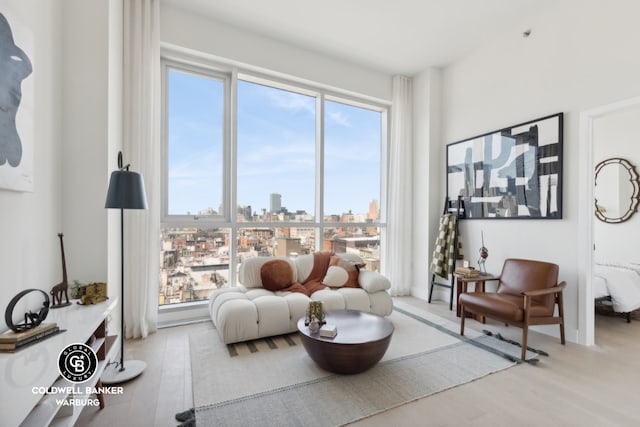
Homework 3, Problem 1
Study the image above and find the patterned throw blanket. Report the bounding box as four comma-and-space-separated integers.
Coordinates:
430, 214, 463, 279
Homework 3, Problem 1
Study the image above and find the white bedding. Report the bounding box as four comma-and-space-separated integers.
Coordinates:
594, 263, 640, 313
593, 275, 609, 299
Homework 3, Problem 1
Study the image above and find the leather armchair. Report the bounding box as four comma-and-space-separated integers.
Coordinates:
459, 258, 566, 360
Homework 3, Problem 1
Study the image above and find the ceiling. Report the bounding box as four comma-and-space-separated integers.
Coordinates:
161, 0, 550, 75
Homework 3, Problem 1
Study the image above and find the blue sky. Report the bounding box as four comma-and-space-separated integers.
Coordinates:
168, 70, 381, 217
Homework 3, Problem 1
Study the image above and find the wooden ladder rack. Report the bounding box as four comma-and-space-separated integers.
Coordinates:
428, 195, 465, 310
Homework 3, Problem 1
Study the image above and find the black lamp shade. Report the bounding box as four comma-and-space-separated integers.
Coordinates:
105, 170, 148, 209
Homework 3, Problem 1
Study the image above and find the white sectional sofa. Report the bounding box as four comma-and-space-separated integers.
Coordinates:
208, 253, 393, 344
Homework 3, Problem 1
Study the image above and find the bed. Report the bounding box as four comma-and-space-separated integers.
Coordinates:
594, 263, 640, 322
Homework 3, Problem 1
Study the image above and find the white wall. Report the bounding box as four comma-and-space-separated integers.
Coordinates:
0, 0, 63, 331
106, 0, 124, 327
412, 68, 442, 299
417, 0, 640, 342
593, 107, 640, 263
61, 0, 122, 331
160, 4, 392, 102
0, 0, 121, 332
61, 0, 111, 285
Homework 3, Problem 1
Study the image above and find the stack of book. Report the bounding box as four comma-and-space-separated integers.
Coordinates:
0, 323, 61, 352
319, 324, 337, 338
455, 267, 480, 276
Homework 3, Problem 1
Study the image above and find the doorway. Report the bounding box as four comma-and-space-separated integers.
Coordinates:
579, 96, 640, 345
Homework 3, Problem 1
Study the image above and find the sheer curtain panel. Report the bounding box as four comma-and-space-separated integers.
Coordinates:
122, 0, 160, 339
386, 75, 413, 296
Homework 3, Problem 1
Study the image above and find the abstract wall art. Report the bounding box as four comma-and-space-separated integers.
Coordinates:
0, 11, 34, 192
447, 113, 563, 219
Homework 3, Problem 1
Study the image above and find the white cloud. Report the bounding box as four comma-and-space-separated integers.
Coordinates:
265, 90, 315, 115
327, 111, 351, 127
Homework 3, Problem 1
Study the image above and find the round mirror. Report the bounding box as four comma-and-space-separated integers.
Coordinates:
594, 158, 640, 223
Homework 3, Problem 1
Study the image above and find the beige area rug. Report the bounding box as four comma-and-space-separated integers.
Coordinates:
190, 303, 529, 426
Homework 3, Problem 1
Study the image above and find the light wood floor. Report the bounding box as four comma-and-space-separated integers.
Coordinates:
77, 297, 640, 427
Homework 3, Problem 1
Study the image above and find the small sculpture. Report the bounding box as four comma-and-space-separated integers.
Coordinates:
50, 233, 72, 308
478, 231, 489, 274
305, 301, 326, 332
77, 282, 108, 305
5, 288, 50, 332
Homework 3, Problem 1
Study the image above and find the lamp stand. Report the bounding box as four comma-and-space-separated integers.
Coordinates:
102, 208, 146, 384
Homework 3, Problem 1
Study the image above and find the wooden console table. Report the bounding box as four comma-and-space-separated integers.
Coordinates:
0, 298, 118, 427
454, 273, 500, 323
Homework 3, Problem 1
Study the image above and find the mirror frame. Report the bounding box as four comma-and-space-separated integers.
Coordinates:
594, 157, 640, 223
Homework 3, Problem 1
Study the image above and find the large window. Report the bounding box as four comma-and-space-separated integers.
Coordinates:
160, 60, 387, 307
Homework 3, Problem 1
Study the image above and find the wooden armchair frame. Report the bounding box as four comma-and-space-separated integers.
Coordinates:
460, 266, 566, 361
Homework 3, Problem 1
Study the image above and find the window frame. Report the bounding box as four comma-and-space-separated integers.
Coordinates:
161, 58, 232, 225
160, 53, 389, 307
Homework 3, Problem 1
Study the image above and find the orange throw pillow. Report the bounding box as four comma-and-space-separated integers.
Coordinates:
260, 259, 294, 291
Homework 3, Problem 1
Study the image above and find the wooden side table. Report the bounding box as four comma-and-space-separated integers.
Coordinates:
454, 273, 500, 323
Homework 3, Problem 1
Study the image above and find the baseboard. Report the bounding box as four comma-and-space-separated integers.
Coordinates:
158, 317, 211, 329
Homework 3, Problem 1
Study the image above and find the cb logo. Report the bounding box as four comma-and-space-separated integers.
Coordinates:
58, 343, 98, 383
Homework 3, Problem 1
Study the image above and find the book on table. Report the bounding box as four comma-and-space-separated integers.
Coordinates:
455, 267, 480, 276
0, 323, 61, 352
319, 324, 337, 338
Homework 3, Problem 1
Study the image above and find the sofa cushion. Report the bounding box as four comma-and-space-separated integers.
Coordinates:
279, 292, 312, 331
294, 253, 315, 283
337, 287, 372, 311
336, 252, 366, 265
359, 270, 391, 292
311, 289, 347, 311
254, 295, 292, 337
215, 298, 259, 344
260, 259, 295, 291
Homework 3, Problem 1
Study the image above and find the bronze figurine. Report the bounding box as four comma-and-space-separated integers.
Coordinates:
50, 233, 71, 308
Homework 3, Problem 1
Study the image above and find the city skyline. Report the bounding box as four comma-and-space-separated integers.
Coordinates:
201, 195, 380, 218
159, 223, 381, 305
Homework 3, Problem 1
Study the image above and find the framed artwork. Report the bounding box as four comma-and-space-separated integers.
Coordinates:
0, 11, 34, 192
447, 113, 563, 219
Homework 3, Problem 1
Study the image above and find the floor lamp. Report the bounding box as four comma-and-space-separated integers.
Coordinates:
102, 151, 148, 384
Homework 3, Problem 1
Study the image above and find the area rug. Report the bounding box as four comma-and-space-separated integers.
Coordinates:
190, 305, 531, 426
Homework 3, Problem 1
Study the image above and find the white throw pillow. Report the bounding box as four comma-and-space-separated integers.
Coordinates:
358, 270, 391, 293
323, 266, 349, 288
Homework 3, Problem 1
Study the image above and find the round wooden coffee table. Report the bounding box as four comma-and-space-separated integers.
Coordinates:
297, 309, 394, 374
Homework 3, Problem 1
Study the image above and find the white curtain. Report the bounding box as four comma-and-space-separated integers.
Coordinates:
122, 0, 160, 339
386, 75, 413, 296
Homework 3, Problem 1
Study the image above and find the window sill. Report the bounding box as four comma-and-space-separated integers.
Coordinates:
158, 300, 210, 328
